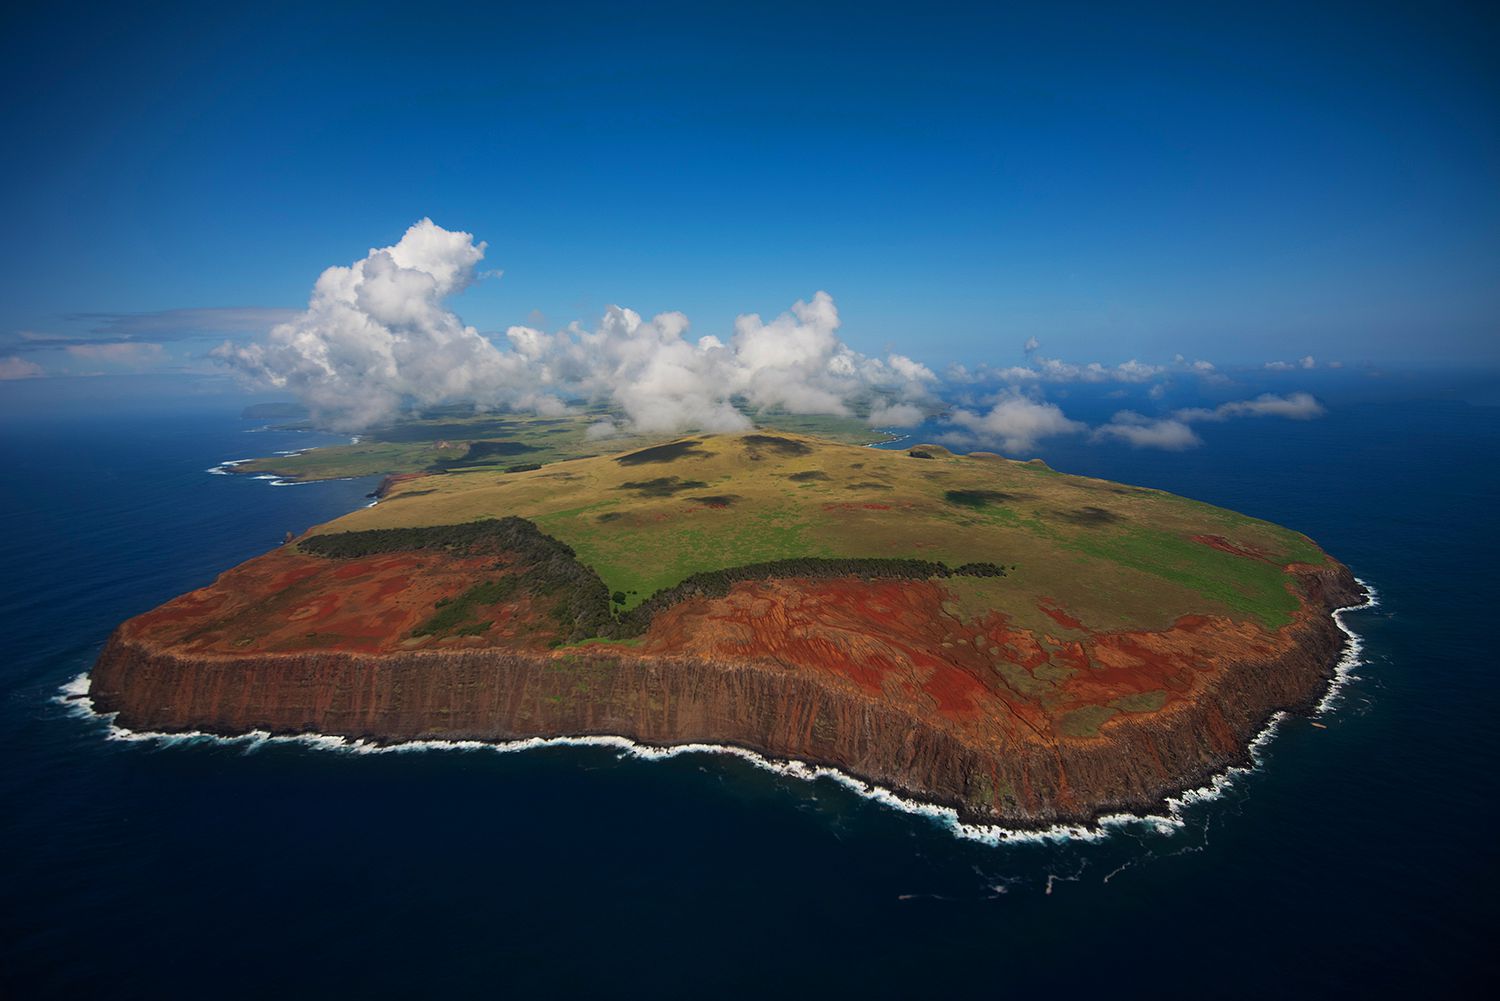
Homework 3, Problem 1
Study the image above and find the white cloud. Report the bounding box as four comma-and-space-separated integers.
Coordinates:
0, 356, 43, 380
1175, 392, 1325, 422
945, 394, 1085, 455
215, 219, 524, 429
585, 419, 622, 441
1023, 336, 1040, 354
944, 356, 1165, 387
1033, 357, 1164, 383
868, 401, 924, 427
1093, 412, 1202, 450
1093, 392, 1325, 450
217, 220, 940, 433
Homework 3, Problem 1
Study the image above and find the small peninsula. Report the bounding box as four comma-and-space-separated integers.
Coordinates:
89, 430, 1363, 827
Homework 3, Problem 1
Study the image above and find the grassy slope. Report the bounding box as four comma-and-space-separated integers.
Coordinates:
237, 412, 894, 481
303, 431, 1329, 633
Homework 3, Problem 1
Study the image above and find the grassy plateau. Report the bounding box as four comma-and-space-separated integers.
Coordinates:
297, 429, 1329, 635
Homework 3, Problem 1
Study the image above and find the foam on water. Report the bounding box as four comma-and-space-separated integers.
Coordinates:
57, 579, 1377, 847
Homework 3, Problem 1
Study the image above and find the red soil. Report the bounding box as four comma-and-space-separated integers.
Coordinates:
634, 575, 1291, 746
1193, 534, 1273, 561
119, 544, 1306, 749
126, 549, 559, 655
1038, 601, 1086, 631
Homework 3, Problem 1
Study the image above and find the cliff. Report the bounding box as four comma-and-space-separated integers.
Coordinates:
89, 430, 1369, 827
88, 559, 1362, 828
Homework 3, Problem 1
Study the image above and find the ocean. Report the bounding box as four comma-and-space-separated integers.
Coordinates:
1, 373, 1496, 998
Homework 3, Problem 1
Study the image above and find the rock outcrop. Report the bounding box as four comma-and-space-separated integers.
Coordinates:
88, 549, 1362, 827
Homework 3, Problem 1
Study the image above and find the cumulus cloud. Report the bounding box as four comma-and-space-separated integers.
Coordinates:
1023, 336, 1040, 354
945, 393, 1085, 455
217, 220, 938, 433
1035, 357, 1164, 383
1095, 391, 1326, 449
1093, 412, 1202, 450
949, 356, 1165, 386
0, 356, 43, 380
215, 219, 526, 428
1174, 391, 1325, 422
868, 401, 924, 427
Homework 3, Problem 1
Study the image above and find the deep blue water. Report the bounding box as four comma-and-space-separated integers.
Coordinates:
2, 383, 1497, 998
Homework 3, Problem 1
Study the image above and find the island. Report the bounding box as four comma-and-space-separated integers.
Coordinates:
87, 429, 1363, 828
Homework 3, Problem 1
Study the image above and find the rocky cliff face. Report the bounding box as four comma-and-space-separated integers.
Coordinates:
88, 562, 1362, 827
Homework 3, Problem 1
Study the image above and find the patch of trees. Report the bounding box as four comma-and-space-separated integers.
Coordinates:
741, 434, 812, 456
617, 476, 708, 497
426, 439, 541, 472
301, 517, 1006, 644
1051, 505, 1122, 525
615, 439, 708, 465
685, 494, 738, 507
608, 557, 1006, 637
300, 518, 557, 558
944, 489, 1023, 509
300, 517, 616, 643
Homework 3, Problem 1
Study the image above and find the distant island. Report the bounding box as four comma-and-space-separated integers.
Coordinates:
88, 427, 1363, 827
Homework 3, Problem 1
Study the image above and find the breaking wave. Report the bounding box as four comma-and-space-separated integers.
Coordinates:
56, 579, 1377, 846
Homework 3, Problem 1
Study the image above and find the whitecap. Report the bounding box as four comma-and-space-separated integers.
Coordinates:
56, 578, 1378, 846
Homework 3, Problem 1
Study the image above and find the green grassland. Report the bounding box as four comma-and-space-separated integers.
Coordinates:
236, 409, 896, 481
300, 430, 1331, 633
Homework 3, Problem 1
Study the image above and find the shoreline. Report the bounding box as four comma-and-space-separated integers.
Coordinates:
59, 578, 1376, 845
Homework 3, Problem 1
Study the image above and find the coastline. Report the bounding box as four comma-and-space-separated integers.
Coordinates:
62, 577, 1375, 844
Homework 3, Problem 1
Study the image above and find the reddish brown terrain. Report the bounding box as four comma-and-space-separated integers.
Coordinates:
88, 538, 1362, 826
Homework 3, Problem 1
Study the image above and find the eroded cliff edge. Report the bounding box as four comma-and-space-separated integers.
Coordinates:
87, 558, 1363, 828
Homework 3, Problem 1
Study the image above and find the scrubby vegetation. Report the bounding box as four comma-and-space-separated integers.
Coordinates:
611, 556, 1005, 636
945, 489, 1022, 508
301, 518, 616, 643
411, 577, 522, 638
299, 518, 559, 559
437, 439, 538, 463
300, 517, 1005, 643
741, 434, 812, 456
615, 440, 709, 465
617, 476, 708, 497
309, 428, 1331, 635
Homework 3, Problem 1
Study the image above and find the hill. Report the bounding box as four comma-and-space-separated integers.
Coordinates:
87, 430, 1362, 828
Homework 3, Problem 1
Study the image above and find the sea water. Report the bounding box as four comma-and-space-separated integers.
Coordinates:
1, 375, 1495, 997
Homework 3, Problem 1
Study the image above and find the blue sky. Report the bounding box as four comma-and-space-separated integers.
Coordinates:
1, 0, 1496, 387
